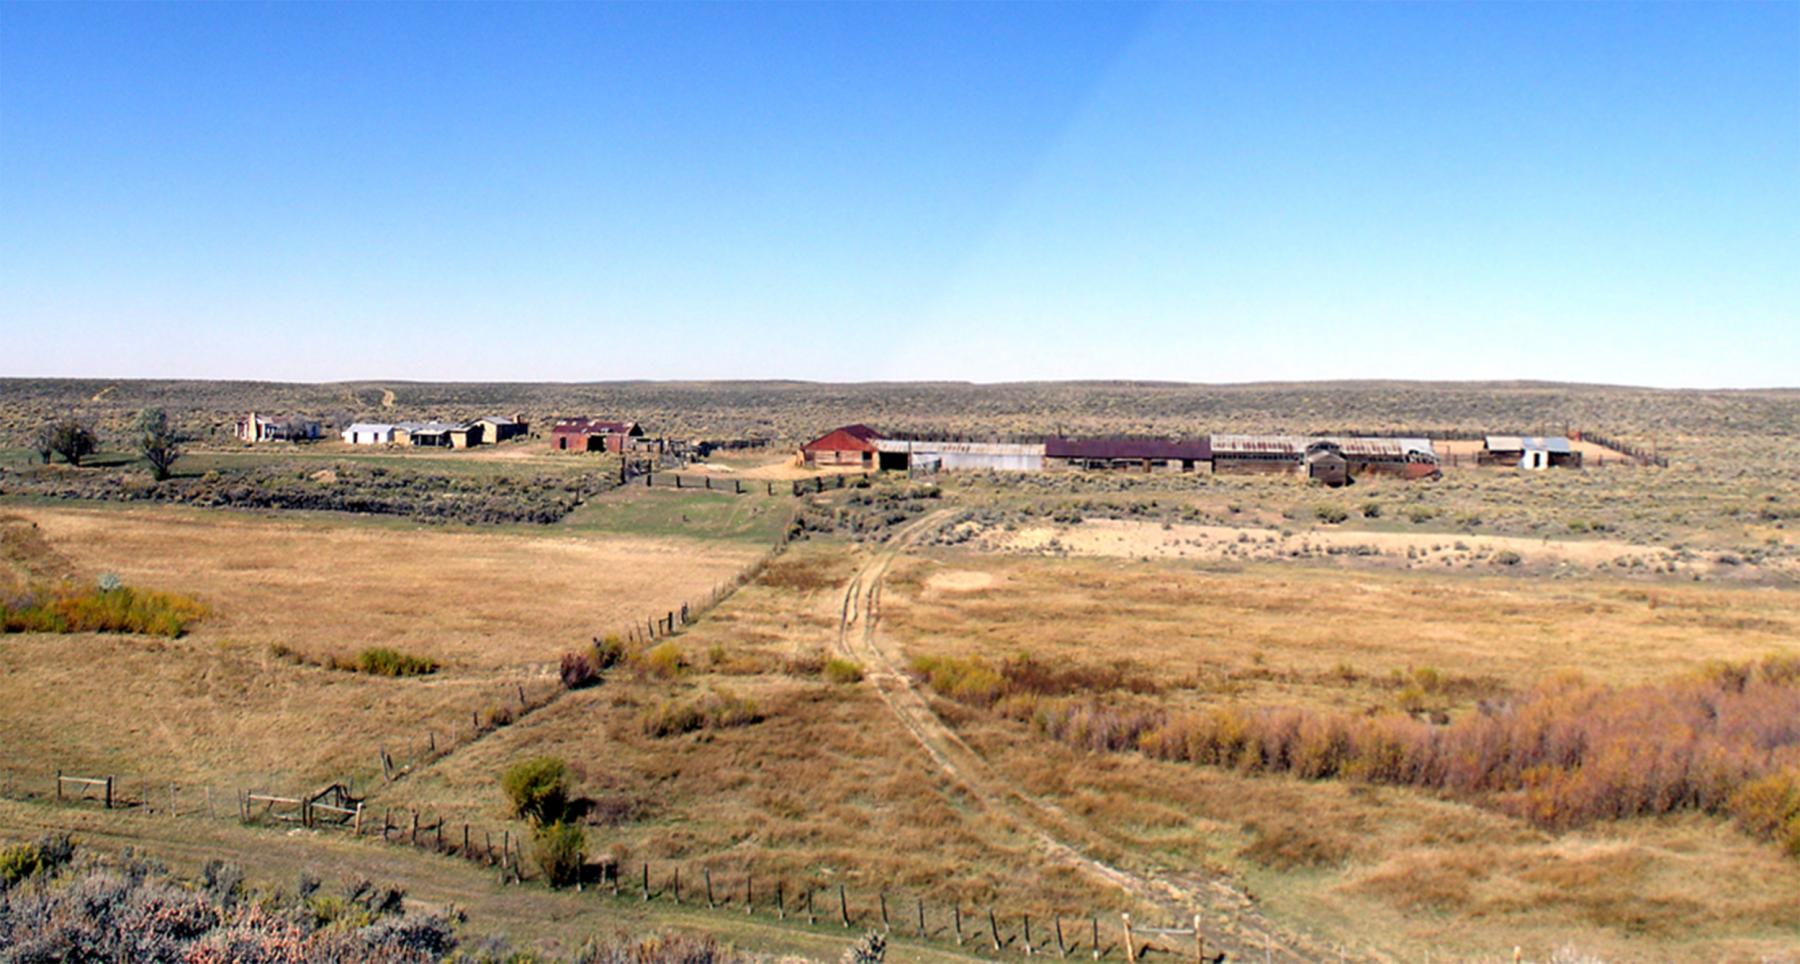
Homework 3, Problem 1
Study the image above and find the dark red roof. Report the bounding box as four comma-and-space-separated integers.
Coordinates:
1045, 437, 1212, 461
803, 425, 883, 452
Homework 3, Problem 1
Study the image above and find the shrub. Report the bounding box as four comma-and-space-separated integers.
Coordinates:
355, 647, 439, 677
1361, 502, 1382, 519
501, 757, 572, 825
0, 834, 73, 885
640, 690, 763, 738
640, 642, 686, 678
592, 635, 628, 669
1314, 505, 1350, 525
532, 821, 588, 888
1493, 550, 1522, 566
824, 658, 864, 684
561, 651, 600, 690
0, 581, 207, 637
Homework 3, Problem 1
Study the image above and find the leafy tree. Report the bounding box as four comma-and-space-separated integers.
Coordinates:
30, 423, 55, 465
500, 756, 572, 825
135, 408, 182, 481
48, 418, 97, 467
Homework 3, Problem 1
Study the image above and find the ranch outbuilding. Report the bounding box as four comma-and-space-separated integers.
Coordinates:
552, 418, 644, 453
1043, 437, 1211, 472
801, 425, 883, 468
1481, 435, 1581, 469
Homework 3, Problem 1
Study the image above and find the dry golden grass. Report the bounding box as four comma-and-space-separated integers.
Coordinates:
881, 552, 1800, 714
375, 542, 1122, 916
8, 504, 761, 670
870, 549, 1800, 959
0, 503, 764, 791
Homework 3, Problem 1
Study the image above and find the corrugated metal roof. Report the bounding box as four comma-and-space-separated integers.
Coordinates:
1486, 435, 1571, 454
875, 440, 1044, 456
1211, 435, 1305, 457
553, 418, 640, 435
1044, 437, 1211, 460
343, 423, 394, 433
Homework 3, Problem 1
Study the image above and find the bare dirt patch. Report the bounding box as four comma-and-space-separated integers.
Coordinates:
922, 569, 997, 593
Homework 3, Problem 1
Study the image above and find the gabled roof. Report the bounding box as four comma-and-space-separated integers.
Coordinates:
343, 423, 394, 433
803, 425, 883, 450
476, 416, 517, 426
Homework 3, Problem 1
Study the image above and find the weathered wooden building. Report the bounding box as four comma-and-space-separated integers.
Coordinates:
1043, 437, 1211, 472
551, 418, 644, 453
235, 412, 321, 443
476, 415, 529, 443
1212, 435, 1437, 486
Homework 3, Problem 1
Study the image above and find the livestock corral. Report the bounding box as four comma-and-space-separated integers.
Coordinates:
1, 379, 1798, 962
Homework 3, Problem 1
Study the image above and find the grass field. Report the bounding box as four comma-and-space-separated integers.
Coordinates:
0, 503, 763, 790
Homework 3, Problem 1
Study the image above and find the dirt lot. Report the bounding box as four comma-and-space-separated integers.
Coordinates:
960, 516, 1792, 579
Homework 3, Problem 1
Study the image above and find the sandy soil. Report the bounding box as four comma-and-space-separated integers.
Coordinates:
962, 517, 1785, 577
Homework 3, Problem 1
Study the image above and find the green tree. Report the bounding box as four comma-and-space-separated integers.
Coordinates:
48, 419, 97, 467
135, 408, 182, 481
30, 423, 55, 465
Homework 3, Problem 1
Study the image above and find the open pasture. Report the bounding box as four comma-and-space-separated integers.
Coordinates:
872, 548, 1800, 958
881, 551, 1800, 713
0, 503, 764, 791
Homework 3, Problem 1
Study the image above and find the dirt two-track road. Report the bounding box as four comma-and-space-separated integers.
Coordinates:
835, 511, 1343, 963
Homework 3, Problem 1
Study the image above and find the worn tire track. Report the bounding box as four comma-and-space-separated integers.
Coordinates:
836, 511, 1336, 962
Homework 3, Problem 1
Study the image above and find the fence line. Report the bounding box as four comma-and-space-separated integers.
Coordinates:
9, 766, 1272, 960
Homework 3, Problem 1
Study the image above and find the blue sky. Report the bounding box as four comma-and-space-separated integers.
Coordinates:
2, 2, 1795, 387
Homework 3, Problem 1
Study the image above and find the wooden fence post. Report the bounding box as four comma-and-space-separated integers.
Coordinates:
1056, 916, 1067, 958
955, 906, 963, 945
675, 866, 683, 905
55, 769, 62, 802
917, 896, 926, 939
879, 891, 890, 931
1193, 914, 1204, 964
353, 803, 364, 835
839, 883, 850, 928
806, 887, 816, 925
776, 880, 785, 919
990, 908, 1002, 952
1122, 914, 1135, 964
1025, 915, 1035, 956
105, 776, 114, 809
745, 873, 753, 915
642, 863, 651, 902
1091, 915, 1100, 960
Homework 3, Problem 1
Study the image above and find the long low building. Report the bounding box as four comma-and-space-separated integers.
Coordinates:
1044, 436, 1212, 472
1481, 435, 1581, 469
797, 425, 1439, 484
875, 439, 1044, 472
1211, 435, 1439, 485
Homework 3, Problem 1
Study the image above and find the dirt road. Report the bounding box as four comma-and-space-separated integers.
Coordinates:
835, 512, 1336, 962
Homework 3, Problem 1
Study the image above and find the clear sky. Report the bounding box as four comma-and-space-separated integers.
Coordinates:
2, 2, 1796, 387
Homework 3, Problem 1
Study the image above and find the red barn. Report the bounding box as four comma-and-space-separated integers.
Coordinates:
800, 424, 882, 468
550, 418, 643, 453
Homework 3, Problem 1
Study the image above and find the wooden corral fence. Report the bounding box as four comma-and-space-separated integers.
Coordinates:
635, 471, 872, 496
